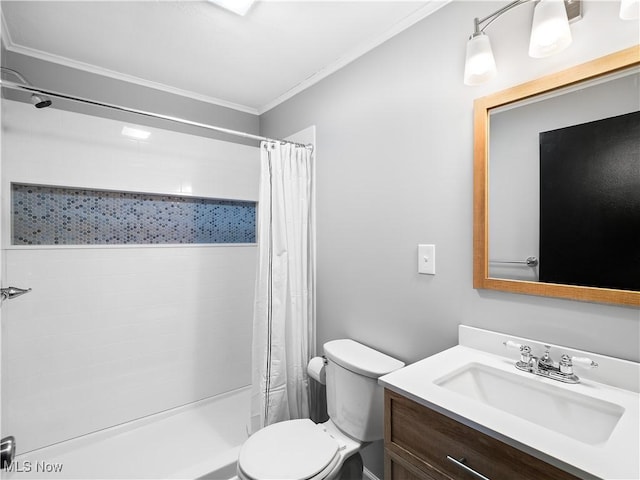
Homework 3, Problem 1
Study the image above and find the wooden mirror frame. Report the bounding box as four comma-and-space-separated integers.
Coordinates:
473, 46, 640, 307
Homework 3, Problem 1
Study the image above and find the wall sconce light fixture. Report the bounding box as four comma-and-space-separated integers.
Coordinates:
464, 0, 637, 86
464, 0, 580, 85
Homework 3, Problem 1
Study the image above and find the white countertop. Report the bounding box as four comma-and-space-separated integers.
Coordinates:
379, 327, 640, 480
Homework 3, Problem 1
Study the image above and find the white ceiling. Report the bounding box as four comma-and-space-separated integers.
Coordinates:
1, 1, 448, 115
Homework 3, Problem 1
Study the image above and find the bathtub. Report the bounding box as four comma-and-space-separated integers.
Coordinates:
2, 386, 250, 480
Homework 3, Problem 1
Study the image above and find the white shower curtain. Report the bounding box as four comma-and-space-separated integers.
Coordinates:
250, 140, 315, 433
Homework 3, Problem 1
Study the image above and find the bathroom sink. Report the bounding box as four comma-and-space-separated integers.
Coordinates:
379, 329, 640, 480
434, 362, 624, 445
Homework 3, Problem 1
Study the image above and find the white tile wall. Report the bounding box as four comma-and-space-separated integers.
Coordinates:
1, 100, 259, 453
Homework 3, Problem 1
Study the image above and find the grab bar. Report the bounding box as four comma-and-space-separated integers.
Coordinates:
489, 256, 538, 267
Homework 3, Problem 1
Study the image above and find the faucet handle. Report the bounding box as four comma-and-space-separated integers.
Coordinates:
571, 356, 598, 369
504, 341, 533, 367
503, 340, 523, 351
559, 354, 598, 376
559, 354, 574, 375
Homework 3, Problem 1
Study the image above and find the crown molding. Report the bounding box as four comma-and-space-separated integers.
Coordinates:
1, 13, 259, 115
257, 0, 451, 114
5, 43, 260, 115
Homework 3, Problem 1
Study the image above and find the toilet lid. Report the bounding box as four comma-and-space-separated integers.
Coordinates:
238, 419, 340, 480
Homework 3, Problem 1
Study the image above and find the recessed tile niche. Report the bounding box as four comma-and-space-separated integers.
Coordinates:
12, 184, 256, 245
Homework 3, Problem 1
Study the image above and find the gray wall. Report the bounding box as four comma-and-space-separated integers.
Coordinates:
260, 2, 639, 476
1, 47, 259, 145
3, 2, 638, 477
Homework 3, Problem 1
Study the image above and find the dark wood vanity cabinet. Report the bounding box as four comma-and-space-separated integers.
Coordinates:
384, 389, 581, 480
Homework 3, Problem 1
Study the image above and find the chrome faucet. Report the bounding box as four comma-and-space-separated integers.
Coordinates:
537, 345, 555, 370
504, 341, 598, 384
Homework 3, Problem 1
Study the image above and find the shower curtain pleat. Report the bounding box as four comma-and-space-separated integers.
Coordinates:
250, 141, 314, 433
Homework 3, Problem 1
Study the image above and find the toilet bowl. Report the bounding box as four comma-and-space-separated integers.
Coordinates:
237, 339, 404, 480
237, 419, 360, 480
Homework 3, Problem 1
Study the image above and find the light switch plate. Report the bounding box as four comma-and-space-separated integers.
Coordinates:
418, 244, 436, 275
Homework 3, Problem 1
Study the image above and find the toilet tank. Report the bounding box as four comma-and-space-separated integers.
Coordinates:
323, 339, 404, 442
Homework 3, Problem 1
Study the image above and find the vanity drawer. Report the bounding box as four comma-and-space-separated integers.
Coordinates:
384, 389, 580, 480
386, 451, 441, 480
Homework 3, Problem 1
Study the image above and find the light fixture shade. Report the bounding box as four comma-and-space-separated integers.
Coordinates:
529, 0, 572, 58
464, 33, 497, 86
620, 0, 640, 19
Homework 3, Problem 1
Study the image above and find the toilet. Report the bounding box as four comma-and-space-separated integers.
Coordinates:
237, 339, 405, 480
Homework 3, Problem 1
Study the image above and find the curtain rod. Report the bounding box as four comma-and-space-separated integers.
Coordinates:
0, 79, 313, 149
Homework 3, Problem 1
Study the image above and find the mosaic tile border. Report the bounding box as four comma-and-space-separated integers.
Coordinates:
12, 184, 256, 245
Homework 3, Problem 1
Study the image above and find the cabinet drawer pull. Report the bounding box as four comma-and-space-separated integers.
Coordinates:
446, 456, 491, 480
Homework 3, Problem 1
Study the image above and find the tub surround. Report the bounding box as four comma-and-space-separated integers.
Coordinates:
1, 100, 258, 453
379, 325, 640, 480
3, 386, 250, 479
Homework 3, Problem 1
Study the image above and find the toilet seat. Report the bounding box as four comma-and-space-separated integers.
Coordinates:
238, 419, 342, 480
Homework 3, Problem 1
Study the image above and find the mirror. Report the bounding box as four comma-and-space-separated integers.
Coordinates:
474, 46, 640, 306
